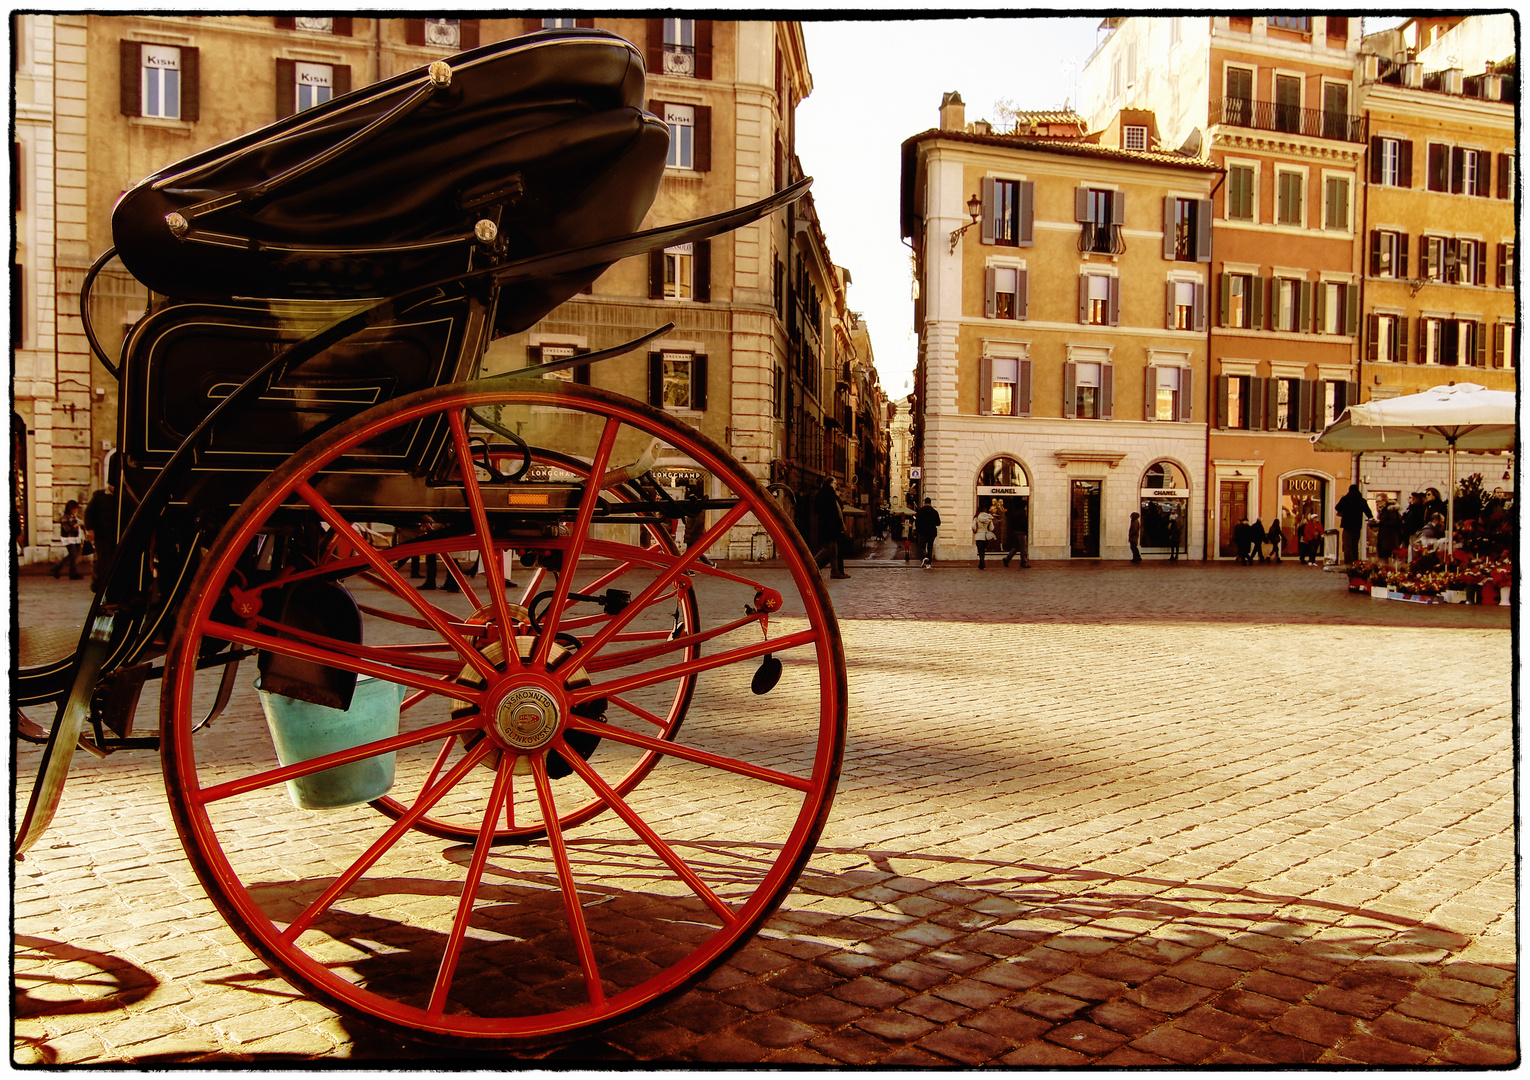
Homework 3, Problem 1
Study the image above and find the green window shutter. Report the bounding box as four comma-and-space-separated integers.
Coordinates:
1196, 199, 1212, 261
980, 176, 996, 245
1163, 197, 1177, 259
1345, 284, 1359, 337
1018, 181, 1035, 246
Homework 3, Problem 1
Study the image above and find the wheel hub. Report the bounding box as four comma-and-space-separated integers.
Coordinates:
494, 686, 560, 750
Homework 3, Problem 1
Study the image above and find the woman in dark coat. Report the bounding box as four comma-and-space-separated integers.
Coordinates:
1374, 496, 1404, 563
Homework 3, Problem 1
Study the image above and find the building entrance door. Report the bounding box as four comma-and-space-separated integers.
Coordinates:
1219, 480, 1249, 557
1070, 479, 1101, 558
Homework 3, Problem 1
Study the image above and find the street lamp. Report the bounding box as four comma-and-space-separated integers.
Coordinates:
948, 193, 982, 253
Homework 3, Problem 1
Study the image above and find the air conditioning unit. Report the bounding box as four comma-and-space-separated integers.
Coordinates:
1401, 62, 1422, 88
1440, 68, 1464, 94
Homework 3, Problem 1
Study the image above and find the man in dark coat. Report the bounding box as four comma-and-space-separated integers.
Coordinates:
1374, 494, 1405, 563
914, 497, 941, 568
814, 478, 849, 579
1335, 484, 1374, 565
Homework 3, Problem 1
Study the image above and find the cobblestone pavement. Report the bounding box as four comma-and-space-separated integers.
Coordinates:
12, 560, 1515, 1065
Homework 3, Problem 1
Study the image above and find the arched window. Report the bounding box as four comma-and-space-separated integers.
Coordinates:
975, 457, 1031, 558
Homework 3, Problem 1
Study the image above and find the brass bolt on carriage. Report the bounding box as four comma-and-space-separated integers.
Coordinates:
14, 30, 845, 1048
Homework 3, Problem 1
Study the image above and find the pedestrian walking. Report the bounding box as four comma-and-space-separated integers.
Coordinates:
814, 478, 849, 579
1166, 511, 1182, 562
50, 500, 84, 580
1250, 517, 1268, 563
1128, 512, 1142, 563
1298, 513, 1323, 564
972, 503, 995, 569
83, 462, 119, 593
1002, 499, 1030, 568
1265, 517, 1286, 564
915, 497, 940, 568
1335, 484, 1374, 565
1375, 495, 1404, 564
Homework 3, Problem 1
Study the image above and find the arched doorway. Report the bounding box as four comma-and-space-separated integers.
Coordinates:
1281, 473, 1329, 559
1139, 460, 1189, 559
976, 457, 1030, 564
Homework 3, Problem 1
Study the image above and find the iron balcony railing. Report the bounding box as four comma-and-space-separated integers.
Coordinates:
1210, 97, 1365, 143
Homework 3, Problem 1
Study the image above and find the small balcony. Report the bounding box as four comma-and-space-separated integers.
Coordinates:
1210, 97, 1365, 143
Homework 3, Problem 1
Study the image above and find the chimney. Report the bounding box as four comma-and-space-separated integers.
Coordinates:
939, 91, 965, 131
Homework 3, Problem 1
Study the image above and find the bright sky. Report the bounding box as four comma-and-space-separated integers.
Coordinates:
793, 14, 1409, 401
794, 16, 1103, 400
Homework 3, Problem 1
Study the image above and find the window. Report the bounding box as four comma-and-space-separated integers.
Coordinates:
663, 18, 696, 76
1498, 153, 1516, 199
1065, 360, 1113, 420
537, 344, 574, 382
1221, 272, 1262, 328
982, 177, 1034, 247
1274, 74, 1302, 133
1370, 230, 1407, 278
141, 44, 181, 119
295, 62, 333, 112
985, 265, 1027, 319
1420, 235, 1447, 281
1415, 317, 1479, 365
405, 18, 479, 49
649, 240, 710, 301
980, 356, 1031, 416
1419, 316, 1443, 364
1165, 197, 1212, 261
1225, 66, 1254, 125
1219, 374, 1264, 429
1079, 274, 1120, 325
1456, 149, 1482, 195
1497, 243, 1515, 288
1493, 322, 1516, 368
1315, 281, 1358, 336
1368, 313, 1407, 363
1167, 279, 1206, 331
1426, 142, 1450, 192
663, 103, 695, 168
542, 18, 580, 29
1321, 82, 1351, 140
649, 350, 707, 411
1270, 377, 1301, 430
1271, 276, 1309, 332
1075, 187, 1124, 254
1123, 125, 1148, 151
1268, 16, 1311, 32
1226, 164, 1255, 221
1322, 380, 1348, 426
1323, 176, 1350, 231
1275, 169, 1304, 226
1454, 239, 1481, 286
1372, 136, 1412, 187
1147, 365, 1192, 422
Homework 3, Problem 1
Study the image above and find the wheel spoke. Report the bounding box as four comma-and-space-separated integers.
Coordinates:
582, 612, 764, 674
428, 753, 518, 1016
561, 736, 738, 925
532, 417, 621, 667
576, 627, 818, 704
530, 753, 605, 1007
295, 480, 498, 682
448, 409, 521, 665
566, 714, 813, 793
248, 616, 466, 676
281, 739, 496, 944
606, 693, 674, 731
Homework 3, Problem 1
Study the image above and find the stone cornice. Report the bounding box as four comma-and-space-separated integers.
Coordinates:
1211, 127, 1365, 163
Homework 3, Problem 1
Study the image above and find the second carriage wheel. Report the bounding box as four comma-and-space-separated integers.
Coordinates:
159, 380, 846, 1047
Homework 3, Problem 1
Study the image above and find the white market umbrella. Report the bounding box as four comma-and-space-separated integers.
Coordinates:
1313, 382, 1517, 555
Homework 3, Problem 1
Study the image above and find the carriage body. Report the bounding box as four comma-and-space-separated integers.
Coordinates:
17, 29, 844, 1050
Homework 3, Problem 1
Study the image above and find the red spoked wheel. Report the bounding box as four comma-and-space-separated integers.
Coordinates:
160, 380, 845, 1047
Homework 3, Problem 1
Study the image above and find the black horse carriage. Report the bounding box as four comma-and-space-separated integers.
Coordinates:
15, 29, 845, 1047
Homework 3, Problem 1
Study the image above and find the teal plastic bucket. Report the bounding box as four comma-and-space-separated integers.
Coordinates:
257, 676, 405, 809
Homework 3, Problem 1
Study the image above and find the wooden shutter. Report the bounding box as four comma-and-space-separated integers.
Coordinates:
1345, 380, 1360, 412
1369, 230, 1382, 276
1395, 315, 1409, 363
1250, 275, 1265, 329
1369, 136, 1384, 183
180, 46, 200, 121
1399, 139, 1413, 187
1193, 283, 1207, 332
1100, 364, 1115, 420
984, 267, 996, 318
1063, 362, 1077, 418
1476, 153, 1492, 197
1015, 269, 1029, 320
648, 353, 664, 406
275, 59, 296, 119
645, 18, 663, 74
1247, 377, 1266, 430
1498, 154, 1512, 198
1451, 147, 1466, 193
1215, 375, 1229, 428
1163, 197, 1177, 259
405, 19, 425, 46
1312, 281, 1326, 334
1265, 377, 1281, 427
980, 176, 996, 245
1366, 314, 1380, 361
1474, 323, 1487, 368
1144, 365, 1158, 420
979, 355, 993, 414
692, 354, 708, 410
1196, 199, 1212, 262
1077, 275, 1089, 324
527, 346, 542, 368
120, 40, 141, 116
1178, 369, 1193, 422
1018, 181, 1035, 246
1165, 281, 1176, 329
1398, 233, 1409, 275
1109, 192, 1125, 225
333, 65, 351, 97
1075, 186, 1091, 223
1018, 359, 1032, 417
1344, 286, 1359, 338
694, 20, 712, 79
694, 239, 711, 302
1493, 323, 1506, 367
1107, 277, 1121, 326
460, 20, 480, 49
693, 105, 711, 172
1297, 280, 1312, 333
1218, 273, 1231, 327
649, 249, 665, 298
333, 17, 353, 36
1475, 243, 1486, 287
275, 16, 295, 30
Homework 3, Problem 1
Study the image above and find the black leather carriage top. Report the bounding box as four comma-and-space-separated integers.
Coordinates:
111, 29, 669, 337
